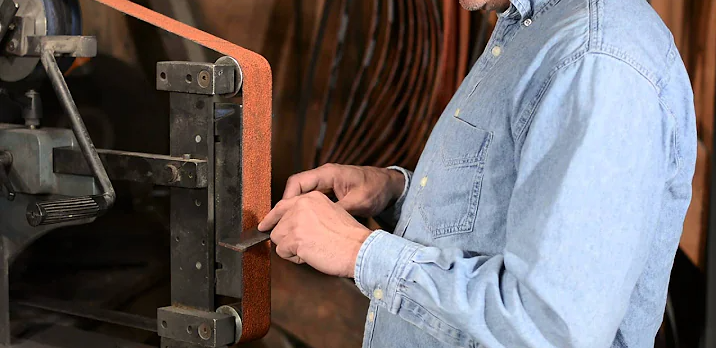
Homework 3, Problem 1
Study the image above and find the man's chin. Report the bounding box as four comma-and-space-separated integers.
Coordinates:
459, 0, 485, 11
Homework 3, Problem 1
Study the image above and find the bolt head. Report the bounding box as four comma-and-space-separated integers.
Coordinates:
7, 39, 17, 52
198, 323, 211, 340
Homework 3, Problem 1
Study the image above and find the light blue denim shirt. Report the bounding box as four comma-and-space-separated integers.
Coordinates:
353, 0, 697, 347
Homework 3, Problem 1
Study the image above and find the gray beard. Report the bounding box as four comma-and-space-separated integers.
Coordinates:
458, 0, 486, 11
459, 0, 510, 11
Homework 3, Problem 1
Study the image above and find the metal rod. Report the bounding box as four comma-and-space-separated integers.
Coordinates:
15, 298, 157, 333
40, 48, 115, 206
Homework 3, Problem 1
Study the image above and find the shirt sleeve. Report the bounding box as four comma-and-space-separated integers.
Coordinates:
373, 166, 412, 230
354, 54, 678, 347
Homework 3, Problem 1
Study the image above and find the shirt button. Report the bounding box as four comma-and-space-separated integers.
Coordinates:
523, 18, 533, 27
420, 176, 428, 187
368, 311, 375, 322
373, 288, 384, 300
454, 108, 460, 117
491, 46, 502, 57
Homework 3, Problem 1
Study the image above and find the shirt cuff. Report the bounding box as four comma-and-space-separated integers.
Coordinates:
374, 166, 412, 229
354, 230, 421, 313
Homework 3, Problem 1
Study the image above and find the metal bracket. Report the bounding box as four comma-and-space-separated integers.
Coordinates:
53, 147, 209, 189
157, 307, 235, 347
6, 35, 97, 57
156, 61, 237, 95
0, 0, 18, 42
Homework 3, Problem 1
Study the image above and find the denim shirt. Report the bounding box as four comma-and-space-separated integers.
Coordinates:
353, 0, 697, 347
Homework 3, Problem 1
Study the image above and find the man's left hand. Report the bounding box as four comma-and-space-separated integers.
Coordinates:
258, 191, 372, 278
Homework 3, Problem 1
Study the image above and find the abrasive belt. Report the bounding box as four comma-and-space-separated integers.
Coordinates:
90, 0, 272, 342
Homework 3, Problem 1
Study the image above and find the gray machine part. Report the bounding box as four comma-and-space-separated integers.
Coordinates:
0, 124, 96, 196
0, 0, 46, 82
0, 124, 97, 259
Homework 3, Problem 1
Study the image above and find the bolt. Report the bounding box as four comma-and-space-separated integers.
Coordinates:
198, 70, 210, 88
8, 23, 15, 31
182, 154, 191, 160
198, 323, 211, 340
164, 164, 179, 183
195, 135, 202, 143
7, 39, 17, 52
196, 261, 202, 270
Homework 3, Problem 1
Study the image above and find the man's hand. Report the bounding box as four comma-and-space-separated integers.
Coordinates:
258, 191, 372, 277
282, 164, 405, 217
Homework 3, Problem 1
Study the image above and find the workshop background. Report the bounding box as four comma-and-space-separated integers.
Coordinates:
14, 0, 715, 347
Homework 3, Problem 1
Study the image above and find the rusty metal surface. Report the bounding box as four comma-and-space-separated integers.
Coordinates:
157, 306, 234, 347
53, 147, 208, 188
218, 228, 270, 253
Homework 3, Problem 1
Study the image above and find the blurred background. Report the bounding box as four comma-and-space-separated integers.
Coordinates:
6, 0, 715, 347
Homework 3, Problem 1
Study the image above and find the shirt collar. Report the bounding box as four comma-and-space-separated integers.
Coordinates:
508, 0, 552, 19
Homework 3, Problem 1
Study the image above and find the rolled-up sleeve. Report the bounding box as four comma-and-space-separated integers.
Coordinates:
354, 54, 678, 347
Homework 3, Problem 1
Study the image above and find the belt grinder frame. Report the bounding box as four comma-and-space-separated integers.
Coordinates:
0, 0, 273, 346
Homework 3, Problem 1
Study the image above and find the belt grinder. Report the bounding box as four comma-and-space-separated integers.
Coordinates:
0, 0, 272, 346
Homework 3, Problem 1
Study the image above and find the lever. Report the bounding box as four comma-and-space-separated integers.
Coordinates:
26, 41, 114, 227
0, 151, 15, 201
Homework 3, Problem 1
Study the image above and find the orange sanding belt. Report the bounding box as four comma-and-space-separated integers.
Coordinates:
91, 0, 272, 342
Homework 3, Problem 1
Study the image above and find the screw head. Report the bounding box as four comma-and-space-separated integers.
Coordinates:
198, 70, 210, 88
198, 323, 211, 340
7, 39, 17, 52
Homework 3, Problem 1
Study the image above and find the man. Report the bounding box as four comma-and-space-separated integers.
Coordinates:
258, 0, 696, 346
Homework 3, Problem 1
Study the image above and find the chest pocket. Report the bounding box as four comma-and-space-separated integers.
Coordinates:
418, 117, 493, 238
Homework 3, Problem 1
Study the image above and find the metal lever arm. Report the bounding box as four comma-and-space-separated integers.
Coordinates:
26, 46, 115, 227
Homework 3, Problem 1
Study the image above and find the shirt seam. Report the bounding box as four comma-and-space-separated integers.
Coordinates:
514, 49, 587, 142
588, 46, 682, 181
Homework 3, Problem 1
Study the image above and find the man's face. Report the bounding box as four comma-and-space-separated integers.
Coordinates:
459, 0, 511, 11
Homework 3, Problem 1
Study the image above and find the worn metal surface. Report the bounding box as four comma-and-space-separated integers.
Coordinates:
0, 125, 96, 196
90, 1, 272, 340
157, 307, 234, 347
213, 102, 244, 298
213, 56, 242, 98
15, 298, 157, 332
53, 147, 208, 188
12, 35, 97, 57
156, 61, 235, 95
215, 304, 242, 344
218, 228, 270, 253
168, 89, 215, 311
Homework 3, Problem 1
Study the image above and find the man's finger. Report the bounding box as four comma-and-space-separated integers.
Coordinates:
274, 242, 295, 260
283, 165, 338, 199
258, 197, 298, 231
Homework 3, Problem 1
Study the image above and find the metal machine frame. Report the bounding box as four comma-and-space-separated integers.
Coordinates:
0, 0, 273, 345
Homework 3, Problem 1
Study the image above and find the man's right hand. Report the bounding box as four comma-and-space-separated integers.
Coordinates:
282, 164, 406, 218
